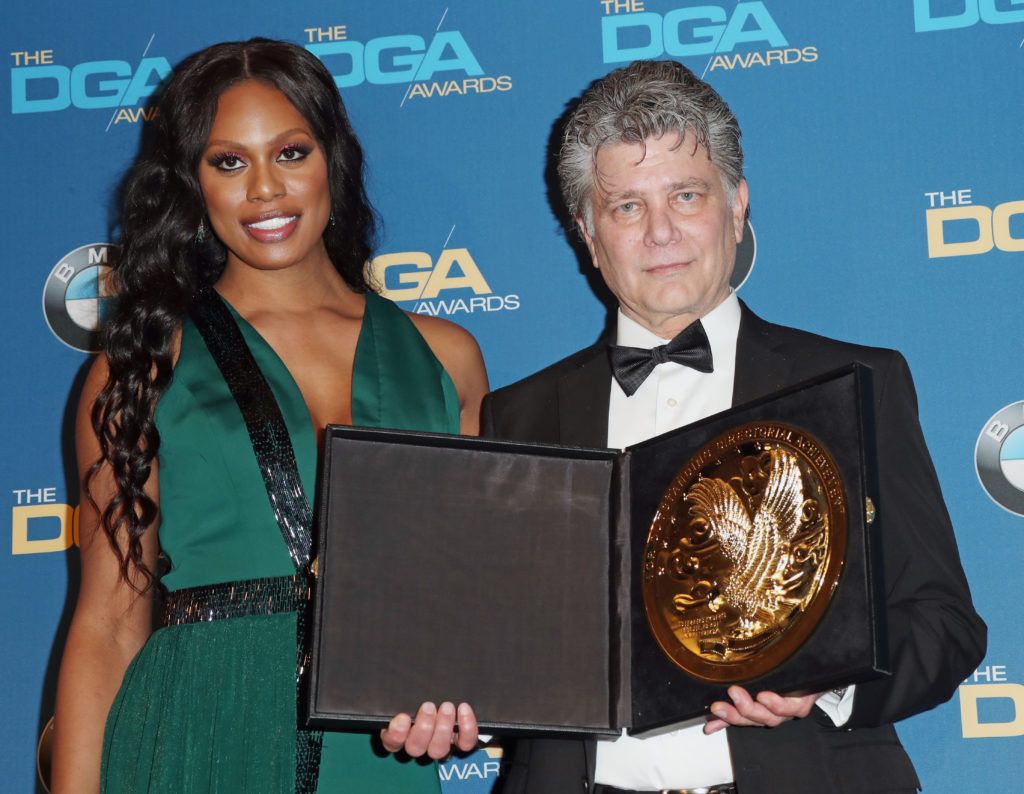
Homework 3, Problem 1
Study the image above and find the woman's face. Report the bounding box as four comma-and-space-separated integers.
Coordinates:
198, 79, 332, 275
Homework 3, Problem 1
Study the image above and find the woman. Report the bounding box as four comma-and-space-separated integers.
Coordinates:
51, 39, 486, 793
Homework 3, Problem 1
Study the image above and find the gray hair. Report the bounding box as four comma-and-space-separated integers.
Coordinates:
558, 60, 744, 232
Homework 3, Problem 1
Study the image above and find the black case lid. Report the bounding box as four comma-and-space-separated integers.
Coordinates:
306, 364, 887, 737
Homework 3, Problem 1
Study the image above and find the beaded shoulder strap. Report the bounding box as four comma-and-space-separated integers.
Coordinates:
189, 289, 315, 571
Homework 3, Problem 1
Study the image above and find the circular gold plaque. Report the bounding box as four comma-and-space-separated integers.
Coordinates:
643, 422, 847, 683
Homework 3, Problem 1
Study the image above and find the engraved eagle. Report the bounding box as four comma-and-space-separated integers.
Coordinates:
686, 447, 806, 636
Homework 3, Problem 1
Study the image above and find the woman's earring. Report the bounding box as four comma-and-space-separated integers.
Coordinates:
196, 219, 207, 243
328, 211, 336, 227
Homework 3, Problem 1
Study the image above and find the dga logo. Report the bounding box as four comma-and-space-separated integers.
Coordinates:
11, 486, 78, 555
303, 21, 512, 101
975, 401, 1024, 516
732, 219, 757, 290
43, 244, 118, 352
914, 0, 1024, 32
438, 744, 503, 787
10, 47, 168, 118
370, 246, 519, 316
960, 665, 1024, 738
599, 1, 818, 71
925, 189, 1024, 258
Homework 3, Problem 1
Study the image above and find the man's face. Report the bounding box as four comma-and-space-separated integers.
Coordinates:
580, 132, 748, 337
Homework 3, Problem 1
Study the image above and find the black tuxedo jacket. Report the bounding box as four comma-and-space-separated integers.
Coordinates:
482, 302, 985, 794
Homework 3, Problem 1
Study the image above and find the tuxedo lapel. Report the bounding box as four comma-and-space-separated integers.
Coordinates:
557, 342, 612, 448
732, 300, 796, 406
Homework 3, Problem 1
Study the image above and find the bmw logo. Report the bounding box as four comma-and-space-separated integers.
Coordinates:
730, 219, 756, 291
975, 401, 1024, 516
42, 243, 118, 352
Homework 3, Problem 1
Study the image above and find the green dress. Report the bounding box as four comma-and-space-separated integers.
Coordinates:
101, 292, 460, 793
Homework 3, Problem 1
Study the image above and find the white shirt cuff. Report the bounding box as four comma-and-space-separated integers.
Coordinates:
815, 683, 856, 726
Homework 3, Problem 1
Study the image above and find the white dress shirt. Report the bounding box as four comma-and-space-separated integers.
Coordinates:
596, 293, 853, 790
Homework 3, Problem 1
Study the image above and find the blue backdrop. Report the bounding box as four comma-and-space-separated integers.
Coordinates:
3, 2, 1022, 791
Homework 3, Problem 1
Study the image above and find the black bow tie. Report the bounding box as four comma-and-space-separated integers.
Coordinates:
608, 320, 714, 397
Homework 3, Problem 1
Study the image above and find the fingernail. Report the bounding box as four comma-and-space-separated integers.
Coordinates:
394, 714, 410, 729
712, 706, 726, 718
421, 702, 436, 715
440, 701, 455, 716
457, 703, 471, 718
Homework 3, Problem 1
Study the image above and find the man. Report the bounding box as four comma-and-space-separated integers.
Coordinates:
482, 60, 985, 794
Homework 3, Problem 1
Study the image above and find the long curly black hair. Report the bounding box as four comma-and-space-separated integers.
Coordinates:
88, 38, 377, 590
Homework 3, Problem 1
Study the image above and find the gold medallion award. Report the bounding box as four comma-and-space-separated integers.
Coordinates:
643, 422, 847, 682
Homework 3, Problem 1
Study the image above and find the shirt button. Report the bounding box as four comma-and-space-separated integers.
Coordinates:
667, 398, 678, 407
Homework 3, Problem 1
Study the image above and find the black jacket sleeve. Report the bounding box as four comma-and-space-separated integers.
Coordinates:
846, 352, 986, 727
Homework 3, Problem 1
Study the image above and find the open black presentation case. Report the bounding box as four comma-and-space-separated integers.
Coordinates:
306, 364, 888, 737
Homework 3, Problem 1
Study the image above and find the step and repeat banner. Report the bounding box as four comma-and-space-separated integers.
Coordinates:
3, 2, 1022, 792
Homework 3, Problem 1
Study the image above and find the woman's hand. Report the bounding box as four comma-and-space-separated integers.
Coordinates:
380, 701, 478, 759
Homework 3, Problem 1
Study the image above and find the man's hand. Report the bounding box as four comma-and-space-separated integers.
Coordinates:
703, 685, 819, 734
380, 701, 478, 759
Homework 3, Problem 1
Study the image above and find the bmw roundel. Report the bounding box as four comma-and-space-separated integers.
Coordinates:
976, 401, 1024, 516
730, 219, 757, 291
42, 243, 118, 352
